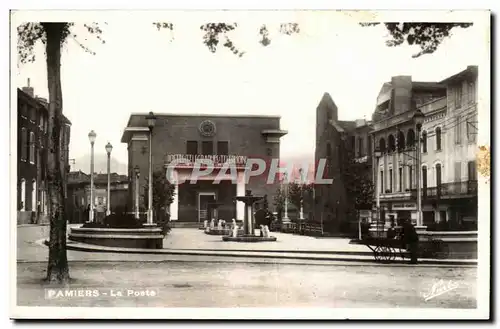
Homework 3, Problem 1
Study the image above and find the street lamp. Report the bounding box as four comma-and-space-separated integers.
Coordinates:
282, 171, 289, 222
87, 130, 96, 223
134, 165, 140, 220
299, 168, 305, 220
412, 109, 425, 227
145, 111, 157, 226
374, 146, 382, 237
105, 142, 113, 216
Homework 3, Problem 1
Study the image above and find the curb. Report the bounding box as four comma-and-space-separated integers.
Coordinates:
62, 241, 477, 266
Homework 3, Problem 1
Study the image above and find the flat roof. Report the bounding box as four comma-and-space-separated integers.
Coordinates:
128, 112, 282, 119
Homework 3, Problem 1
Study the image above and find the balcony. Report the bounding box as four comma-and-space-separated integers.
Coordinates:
379, 190, 413, 201
413, 181, 478, 199
165, 154, 248, 169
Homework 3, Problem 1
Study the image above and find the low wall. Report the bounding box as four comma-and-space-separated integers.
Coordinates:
68, 227, 164, 249
418, 231, 477, 259
204, 228, 245, 236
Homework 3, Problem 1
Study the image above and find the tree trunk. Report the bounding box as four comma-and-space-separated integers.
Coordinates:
43, 23, 70, 283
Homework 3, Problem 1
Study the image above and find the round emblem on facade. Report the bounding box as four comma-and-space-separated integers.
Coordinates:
199, 120, 216, 137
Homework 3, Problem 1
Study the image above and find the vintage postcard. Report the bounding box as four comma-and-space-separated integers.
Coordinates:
9, 9, 491, 320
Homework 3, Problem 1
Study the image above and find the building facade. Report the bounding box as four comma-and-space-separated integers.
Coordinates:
67, 171, 129, 223
121, 113, 287, 223
370, 66, 478, 229
314, 93, 375, 232
17, 81, 71, 225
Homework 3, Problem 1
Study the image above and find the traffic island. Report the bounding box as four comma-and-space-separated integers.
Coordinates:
68, 226, 164, 249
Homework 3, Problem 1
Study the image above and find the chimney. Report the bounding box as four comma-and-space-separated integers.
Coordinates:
22, 78, 34, 98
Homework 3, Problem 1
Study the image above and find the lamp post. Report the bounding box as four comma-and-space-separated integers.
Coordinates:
282, 171, 289, 222
412, 109, 425, 227
299, 168, 304, 220
87, 130, 96, 223
134, 165, 140, 220
374, 147, 382, 236
145, 111, 157, 226
105, 142, 113, 216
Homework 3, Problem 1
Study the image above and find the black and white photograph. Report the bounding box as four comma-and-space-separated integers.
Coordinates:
8, 8, 491, 320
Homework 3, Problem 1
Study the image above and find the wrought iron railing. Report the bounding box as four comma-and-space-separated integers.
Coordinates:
410, 180, 477, 199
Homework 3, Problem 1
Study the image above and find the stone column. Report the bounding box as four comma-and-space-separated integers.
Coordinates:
236, 171, 245, 221
170, 169, 179, 221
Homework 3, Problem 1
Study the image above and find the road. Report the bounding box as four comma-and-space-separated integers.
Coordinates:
17, 260, 476, 308
15, 225, 477, 308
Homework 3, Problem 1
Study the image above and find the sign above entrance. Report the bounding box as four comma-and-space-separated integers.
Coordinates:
166, 154, 248, 168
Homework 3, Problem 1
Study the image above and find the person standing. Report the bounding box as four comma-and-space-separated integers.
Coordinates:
402, 218, 419, 264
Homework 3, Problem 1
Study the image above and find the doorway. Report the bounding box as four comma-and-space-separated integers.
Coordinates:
198, 192, 216, 223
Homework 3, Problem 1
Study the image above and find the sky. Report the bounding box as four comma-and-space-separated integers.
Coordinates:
14, 11, 487, 174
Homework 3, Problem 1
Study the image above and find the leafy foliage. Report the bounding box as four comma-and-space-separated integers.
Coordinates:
287, 182, 314, 211
342, 147, 374, 211
17, 22, 106, 64
361, 22, 472, 58
273, 187, 286, 220
143, 169, 176, 218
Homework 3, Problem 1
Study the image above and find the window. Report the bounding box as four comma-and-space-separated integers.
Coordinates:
397, 131, 405, 152
454, 162, 461, 182
29, 106, 36, 122
326, 142, 331, 158
367, 136, 372, 156
20, 128, 27, 161
217, 141, 229, 156
326, 110, 331, 123
421, 131, 427, 153
455, 116, 462, 144
186, 141, 198, 155
358, 137, 363, 157
20, 104, 28, 118
467, 114, 477, 143
350, 136, 355, 151
408, 166, 413, 190
388, 135, 396, 153
435, 127, 442, 151
20, 179, 26, 211
380, 171, 384, 193
422, 166, 428, 190
389, 169, 393, 192
31, 180, 37, 211
468, 161, 477, 181
379, 138, 386, 153
407, 129, 416, 148
468, 81, 475, 103
436, 164, 442, 187
455, 85, 462, 109
201, 141, 213, 155
29, 132, 35, 164
398, 167, 403, 192
39, 115, 44, 130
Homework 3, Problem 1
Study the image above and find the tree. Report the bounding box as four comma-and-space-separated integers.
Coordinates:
143, 170, 176, 223
17, 19, 470, 283
273, 187, 286, 221
18, 22, 105, 283
287, 182, 314, 217
341, 145, 374, 217
360, 22, 472, 58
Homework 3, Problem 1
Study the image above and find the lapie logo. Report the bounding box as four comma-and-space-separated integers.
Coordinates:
422, 279, 460, 301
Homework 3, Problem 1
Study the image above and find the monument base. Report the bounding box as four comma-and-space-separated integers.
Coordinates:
222, 235, 277, 242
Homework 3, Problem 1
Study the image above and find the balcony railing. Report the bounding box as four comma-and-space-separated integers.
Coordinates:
165, 154, 248, 168
412, 180, 477, 199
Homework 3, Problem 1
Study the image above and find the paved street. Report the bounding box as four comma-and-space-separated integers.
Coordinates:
15, 225, 478, 309
17, 260, 477, 308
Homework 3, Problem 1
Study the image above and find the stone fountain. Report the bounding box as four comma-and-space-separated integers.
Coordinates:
222, 189, 277, 242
